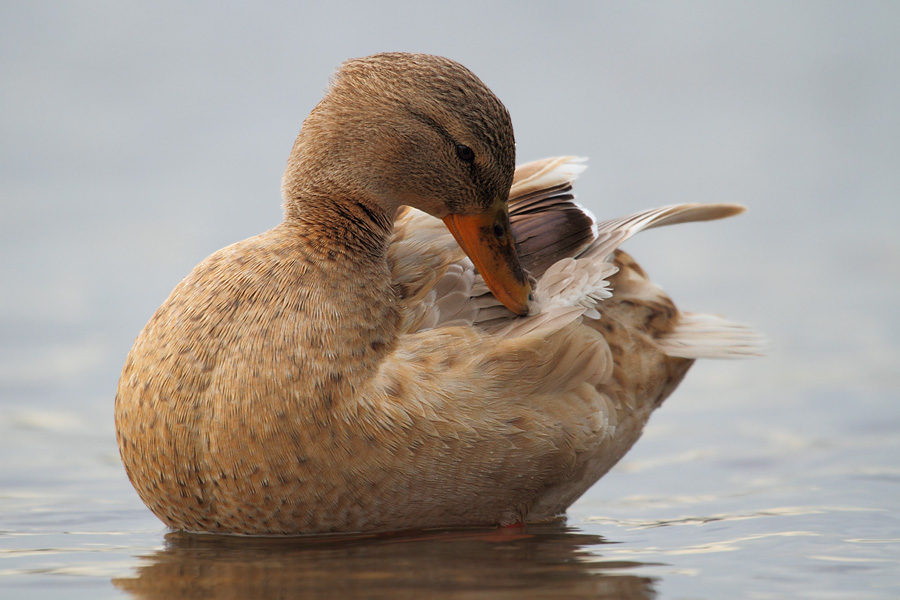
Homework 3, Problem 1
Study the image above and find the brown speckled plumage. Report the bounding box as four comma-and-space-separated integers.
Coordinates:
115, 53, 761, 535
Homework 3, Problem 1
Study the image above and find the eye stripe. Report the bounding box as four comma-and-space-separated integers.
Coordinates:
401, 105, 454, 145
400, 104, 479, 164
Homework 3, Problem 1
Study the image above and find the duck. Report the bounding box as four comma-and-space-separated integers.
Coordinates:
115, 52, 761, 536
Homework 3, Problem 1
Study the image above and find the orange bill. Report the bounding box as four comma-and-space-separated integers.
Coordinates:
442, 197, 533, 316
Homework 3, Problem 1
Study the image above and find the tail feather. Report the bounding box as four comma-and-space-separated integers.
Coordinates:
653, 312, 767, 359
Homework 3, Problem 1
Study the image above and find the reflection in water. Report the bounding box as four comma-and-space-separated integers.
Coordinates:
113, 521, 657, 599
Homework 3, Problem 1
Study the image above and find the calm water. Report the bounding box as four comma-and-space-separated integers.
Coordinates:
2, 3, 899, 599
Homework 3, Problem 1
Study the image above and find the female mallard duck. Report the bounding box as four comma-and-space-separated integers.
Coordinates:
116, 52, 760, 535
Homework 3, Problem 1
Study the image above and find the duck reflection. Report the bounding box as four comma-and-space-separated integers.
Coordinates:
113, 521, 657, 599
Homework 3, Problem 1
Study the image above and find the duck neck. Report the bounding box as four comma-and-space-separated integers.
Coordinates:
285, 189, 394, 250
281, 193, 401, 401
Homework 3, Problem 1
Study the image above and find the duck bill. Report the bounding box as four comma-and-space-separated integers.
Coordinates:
442, 198, 532, 316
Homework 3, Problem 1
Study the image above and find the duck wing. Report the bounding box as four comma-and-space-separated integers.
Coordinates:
389, 156, 762, 357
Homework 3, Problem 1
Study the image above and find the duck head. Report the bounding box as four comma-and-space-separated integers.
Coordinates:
282, 52, 532, 315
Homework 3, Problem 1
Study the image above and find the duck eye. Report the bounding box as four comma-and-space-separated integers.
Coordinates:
492, 223, 505, 239
456, 144, 475, 162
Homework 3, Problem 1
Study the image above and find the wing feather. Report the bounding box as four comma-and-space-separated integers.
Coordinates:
389, 157, 760, 361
